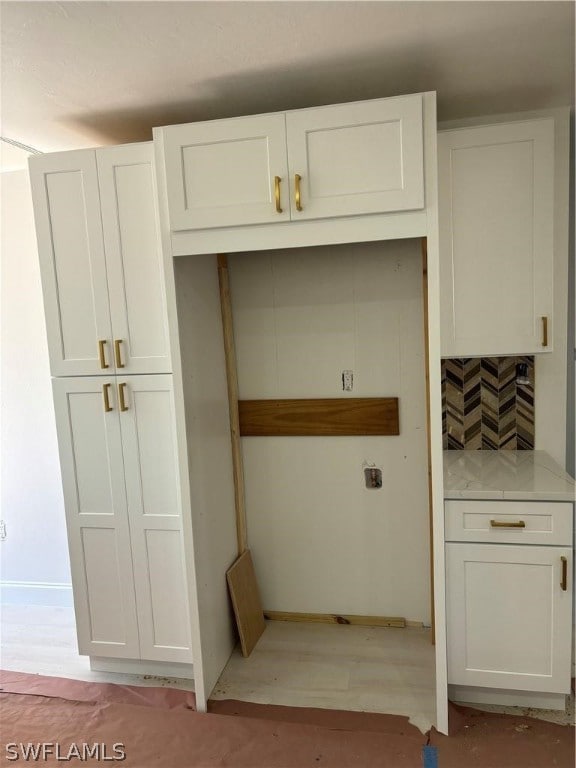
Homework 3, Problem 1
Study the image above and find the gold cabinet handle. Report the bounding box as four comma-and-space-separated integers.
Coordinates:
114, 339, 125, 368
274, 176, 282, 213
294, 174, 303, 212
102, 383, 113, 412
98, 340, 109, 369
541, 316, 548, 347
561, 556, 567, 591
118, 382, 129, 412
490, 519, 526, 528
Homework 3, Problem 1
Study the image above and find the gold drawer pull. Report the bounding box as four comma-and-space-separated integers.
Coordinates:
541, 316, 548, 347
118, 382, 129, 412
274, 176, 282, 213
114, 339, 125, 368
294, 174, 303, 212
98, 339, 109, 369
102, 383, 113, 412
561, 556, 567, 591
490, 519, 526, 528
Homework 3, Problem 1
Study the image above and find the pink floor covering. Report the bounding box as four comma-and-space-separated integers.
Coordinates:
0, 670, 574, 767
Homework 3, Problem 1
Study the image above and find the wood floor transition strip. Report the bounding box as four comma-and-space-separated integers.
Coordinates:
263, 611, 407, 628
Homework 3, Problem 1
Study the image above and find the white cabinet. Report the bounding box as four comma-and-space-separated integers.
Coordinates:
118, 375, 191, 663
52, 375, 192, 664
156, 94, 424, 231
159, 113, 290, 230
31, 142, 192, 670
438, 118, 555, 357
445, 501, 573, 694
30, 143, 171, 376
285, 96, 424, 221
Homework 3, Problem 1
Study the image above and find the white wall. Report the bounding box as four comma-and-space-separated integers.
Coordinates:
567, 111, 575, 478
229, 239, 431, 624
0, 168, 71, 605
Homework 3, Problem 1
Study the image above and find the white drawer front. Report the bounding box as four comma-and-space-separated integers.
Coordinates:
445, 501, 573, 545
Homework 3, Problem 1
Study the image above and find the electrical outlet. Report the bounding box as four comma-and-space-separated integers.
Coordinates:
342, 370, 353, 391
0, 520, 6, 541
364, 467, 382, 489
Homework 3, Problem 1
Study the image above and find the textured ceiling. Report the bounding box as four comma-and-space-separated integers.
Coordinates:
1, 0, 574, 158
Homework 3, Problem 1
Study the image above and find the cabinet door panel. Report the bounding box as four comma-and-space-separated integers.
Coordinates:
81, 527, 132, 643
52, 377, 139, 658
118, 375, 193, 662
142, 528, 191, 650
446, 543, 572, 693
286, 94, 424, 220
29, 151, 113, 376
159, 114, 290, 230
439, 119, 554, 356
97, 144, 171, 374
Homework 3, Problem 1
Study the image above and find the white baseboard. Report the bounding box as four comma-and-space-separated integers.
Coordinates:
0, 580, 73, 607
449, 685, 568, 711
90, 656, 195, 681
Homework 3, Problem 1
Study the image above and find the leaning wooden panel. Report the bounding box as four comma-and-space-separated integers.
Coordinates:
226, 550, 266, 657
238, 398, 399, 437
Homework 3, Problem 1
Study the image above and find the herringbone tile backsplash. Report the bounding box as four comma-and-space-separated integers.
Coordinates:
442, 357, 534, 450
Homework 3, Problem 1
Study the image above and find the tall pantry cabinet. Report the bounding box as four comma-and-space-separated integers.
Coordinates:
29, 143, 194, 669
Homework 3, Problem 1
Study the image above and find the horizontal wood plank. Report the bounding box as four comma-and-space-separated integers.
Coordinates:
238, 398, 399, 437
264, 611, 407, 628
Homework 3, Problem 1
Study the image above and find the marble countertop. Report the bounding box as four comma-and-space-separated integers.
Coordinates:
443, 450, 575, 501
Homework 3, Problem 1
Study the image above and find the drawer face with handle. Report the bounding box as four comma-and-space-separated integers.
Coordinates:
445, 500, 573, 545
446, 543, 572, 693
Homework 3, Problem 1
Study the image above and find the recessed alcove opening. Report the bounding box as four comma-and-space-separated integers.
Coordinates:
174, 236, 436, 731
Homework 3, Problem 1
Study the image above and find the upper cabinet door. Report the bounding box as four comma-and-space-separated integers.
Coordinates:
29, 150, 114, 376
158, 114, 290, 230
439, 119, 554, 357
285, 94, 424, 220
96, 144, 171, 374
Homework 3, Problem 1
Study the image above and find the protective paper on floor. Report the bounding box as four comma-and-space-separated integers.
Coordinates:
0, 669, 196, 710
0, 670, 573, 767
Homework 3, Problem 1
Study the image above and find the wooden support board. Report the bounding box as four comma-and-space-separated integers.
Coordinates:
239, 397, 400, 437
263, 611, 407, 628
218, 254, 265, 657
226, 550, 266, 657
217, 253, 247, 554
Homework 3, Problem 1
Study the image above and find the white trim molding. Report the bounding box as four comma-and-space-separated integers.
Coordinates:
90, 656, 195, 681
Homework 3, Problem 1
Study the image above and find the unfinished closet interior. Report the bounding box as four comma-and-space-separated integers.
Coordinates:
173, 237, 436, 729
